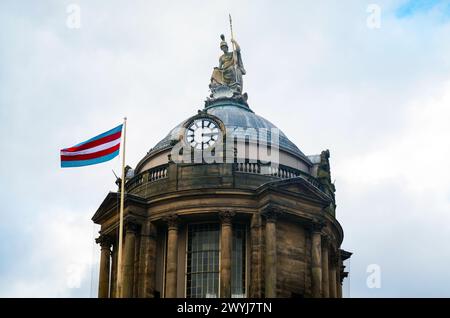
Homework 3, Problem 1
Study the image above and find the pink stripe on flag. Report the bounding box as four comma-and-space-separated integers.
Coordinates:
61, 144, 120, 161
60, 139, 121, 156
62, 131, 122, 153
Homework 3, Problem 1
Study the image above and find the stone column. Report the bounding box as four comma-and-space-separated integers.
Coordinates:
138, 220, 157, 298
164, 214, 178, 298
133, 234, 141, 297
336, 254, 342, 298
122, 222, 138, 298
262, 208, 278, 298
321, 236, 330, 298
311, 223, 323, 298
329, 250, 337, 298
337, 277, 342, 298
96, 235, 111, 298
219, 211, 234, 298
250, 213, 263, 298
110, 241, 118, 298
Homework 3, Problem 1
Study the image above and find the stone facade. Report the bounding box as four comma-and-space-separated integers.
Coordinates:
93, 159, 351, 298
92, 46, 351, 296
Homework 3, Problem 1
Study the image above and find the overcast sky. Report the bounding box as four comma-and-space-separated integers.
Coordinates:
1, 0, 449, 297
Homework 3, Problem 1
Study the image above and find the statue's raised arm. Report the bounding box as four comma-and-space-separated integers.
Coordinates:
231, 38, 246, 75
231, 38, 240, 51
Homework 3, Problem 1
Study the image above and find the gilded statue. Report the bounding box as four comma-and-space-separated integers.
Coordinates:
210, 34, 246, 95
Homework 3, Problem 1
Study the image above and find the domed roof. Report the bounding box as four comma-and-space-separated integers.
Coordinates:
146, 99, 311, 165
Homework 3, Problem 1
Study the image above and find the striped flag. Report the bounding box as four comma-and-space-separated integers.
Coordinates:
60, 124, 123, 168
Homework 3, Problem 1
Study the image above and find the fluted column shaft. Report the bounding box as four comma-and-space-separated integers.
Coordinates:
329, 251, 337, 298
263, 209, 278, 298
138, 221, 157, 298
311, 226, 322, 298
250, 213, 263, 298
219, 211, 234, 297
321, 238, 330, 298
165, 215, 178, 298
337, 255, 342, 298
122, 222, 138, 297
110, 241, 118, 298
97, 235, 111, 298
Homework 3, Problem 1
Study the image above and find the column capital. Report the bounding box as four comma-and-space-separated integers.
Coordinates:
309, 219, 326, 233
250, 213, 263, 231
329, 250, 339, 264
125, 221, 139, 233
219, 210, 235, 225
321, 234, 331, 247
165, 215, 179, 297
163, 214, 179, 231
96, 234, 112, 249
261, 205, 281, 223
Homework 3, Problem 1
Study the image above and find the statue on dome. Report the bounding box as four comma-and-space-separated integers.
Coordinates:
207, 16, 248, 104
209, 34, 246, 96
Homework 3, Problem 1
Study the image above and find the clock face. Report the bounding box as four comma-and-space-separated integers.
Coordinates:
186, 118, 220, 150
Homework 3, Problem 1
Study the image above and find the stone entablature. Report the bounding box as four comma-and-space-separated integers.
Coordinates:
125, 162, 328, 201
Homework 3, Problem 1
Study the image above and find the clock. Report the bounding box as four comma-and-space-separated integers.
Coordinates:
186, 118, 220, 150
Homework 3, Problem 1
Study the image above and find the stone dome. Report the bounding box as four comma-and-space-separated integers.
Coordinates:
138, 99, 312, 172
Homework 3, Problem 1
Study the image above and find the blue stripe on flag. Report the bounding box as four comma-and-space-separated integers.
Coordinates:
73, 124, 123, 147
61, 149, 120, 168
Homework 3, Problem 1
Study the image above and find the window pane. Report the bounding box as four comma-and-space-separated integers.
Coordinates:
186, 223, 219, 298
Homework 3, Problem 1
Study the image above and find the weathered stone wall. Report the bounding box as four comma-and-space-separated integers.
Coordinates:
275, 219, 308, 297
93, 162, 345, 298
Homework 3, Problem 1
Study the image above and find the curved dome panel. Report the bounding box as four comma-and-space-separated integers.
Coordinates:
147, 101, 310, 164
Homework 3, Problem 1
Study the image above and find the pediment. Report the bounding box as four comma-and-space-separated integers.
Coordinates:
257, 177, 332, 205
91, 192, 119, 223
92, 192, 147, 224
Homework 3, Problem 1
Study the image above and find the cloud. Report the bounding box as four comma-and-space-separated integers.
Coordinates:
0, 206, 99, 297
336, 80, 450, 297
0, 0, 449, 297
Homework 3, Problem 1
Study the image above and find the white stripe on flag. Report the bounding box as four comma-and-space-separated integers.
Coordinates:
60, 138, 121, 156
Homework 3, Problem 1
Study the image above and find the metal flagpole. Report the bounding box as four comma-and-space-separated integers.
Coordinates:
116, 116, 127, 297
229, 14, 239, 85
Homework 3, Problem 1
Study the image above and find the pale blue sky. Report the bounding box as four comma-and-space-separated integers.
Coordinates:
1, 0, 449, 297
396, 0, 450, 17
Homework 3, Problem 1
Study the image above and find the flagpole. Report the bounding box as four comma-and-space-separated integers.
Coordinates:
116, 117, 127, 297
